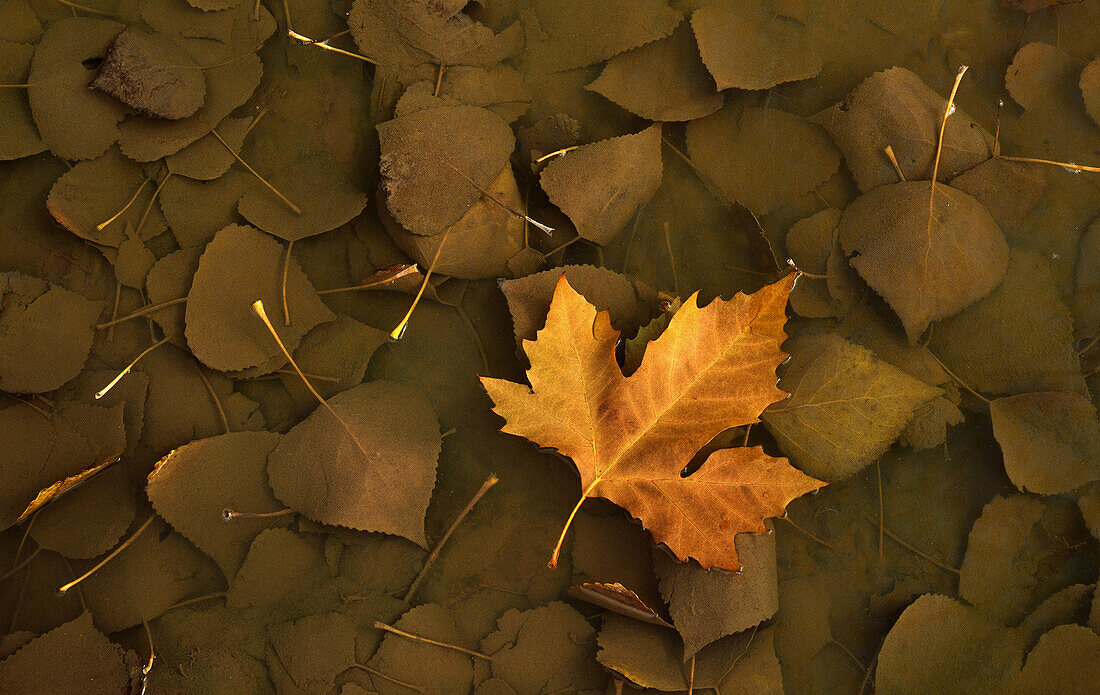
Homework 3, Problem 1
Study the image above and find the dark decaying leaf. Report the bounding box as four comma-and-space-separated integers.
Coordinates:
117, 53, 263, 162
837, 181, 1009, 342
90, 27, 206, 120
184, 223, 334, 374
266, 381, 441, 545
27, 17, 126, 160
539, 124, 663, 245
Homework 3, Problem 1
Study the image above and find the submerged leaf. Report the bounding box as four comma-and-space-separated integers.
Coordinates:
377, 104, 515, 236
0, 272, 101, 393
27, 17, 126, 160
762, 333, 940, 480
184, 224, 334, 373
990, 391, 1100, 495
586, 21, 724, 122
539, 124, 663, 245
0, 613, 131, 695
691, 4, 821, 91
837, 181, 1009, 342
266, 381, 441, 545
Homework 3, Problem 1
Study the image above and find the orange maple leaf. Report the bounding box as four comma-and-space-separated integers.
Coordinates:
480, 274, 825, 571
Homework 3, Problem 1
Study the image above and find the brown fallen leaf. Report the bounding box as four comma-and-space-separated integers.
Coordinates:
481, 274, 825, 571
91, 27, 206, 120
377, 104, 515, 236
586, 20, 724, 123
566, 582, 672, 628
0, 613, 132, 695
266, 380, 441, 545
837, 181, 1009, 342
0, 39, 45, 160
691, 4, 821, 91
1082, 57, 1100, 128
27, 17, 127, 160
990, 391, 1100, 495
817, 67, 991, 192
539, 124, 663, 245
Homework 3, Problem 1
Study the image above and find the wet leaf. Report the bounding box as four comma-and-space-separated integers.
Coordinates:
586, 21, 724, 122
990, 391, 1100, 495
47, 147, 169, 247
268, 612, 357, 695
479, 602, 605, 695
226, 528, 327, 610
166, 115, 251, 181
520, 0, 680, 74
348, 0, 519, 69
1082, 57, 1100, 128
27, 17, 126, 160
686, 105, 840, 217
837, 181, 1009, 342
77, 515, 224, 633
266, 381, 441, 545
377, 104, 515, 236
539, 124, 662, 245
958, 495, 1095, 626
654, 527, 778, 658
481, 274, 825, 570
0, 40, 45, 160
691, 4, 821, 91
28, 466, 135, 560
1017, 624, 1100, 694
762, 332, 940, 480
117, 53, 263, 162
147, 431, 286, 580
928, 249, 1087, 396
0, 613, 131, 695
184, 224, 334, 373
0, 272, 101, 393
875, 594, 1024, 695
818, 67, 991, 192
500, 264, 661, 346
366, 604, 473, 695
238, 152, 368, 242
91, 27, 206, 120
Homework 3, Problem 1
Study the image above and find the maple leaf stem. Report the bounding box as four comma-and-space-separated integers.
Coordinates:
192, 362, 230, 435
548, 478, 602, 569
281, 239, 293, 326
211, 129, 302, 215
0, 548, 40, 584
390, 228, 451, 340
96, 296, 187, 329
96, 177, 151, 231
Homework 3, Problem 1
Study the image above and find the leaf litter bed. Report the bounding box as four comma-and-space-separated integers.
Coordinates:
0, 0, 1099, 693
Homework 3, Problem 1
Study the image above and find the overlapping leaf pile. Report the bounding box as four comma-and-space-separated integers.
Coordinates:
1, 0, 1099, 693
